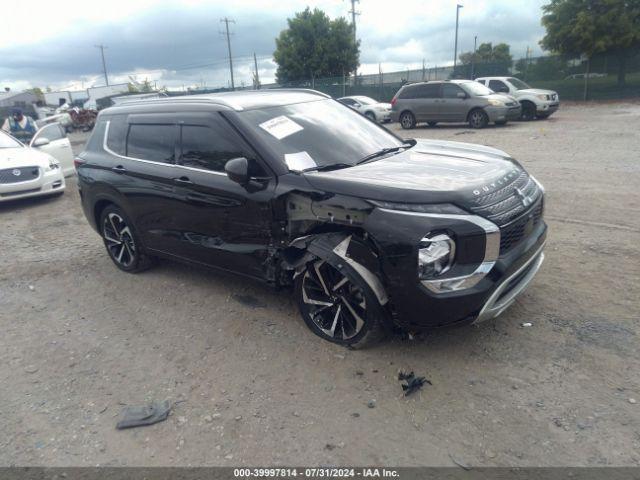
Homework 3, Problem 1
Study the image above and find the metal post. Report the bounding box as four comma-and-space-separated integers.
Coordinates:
253, 52, 260, 89
471, 35, 477, 79
221, 17, 235, 90
95, 44, 109, 86
453, 4, 463, 72
422, 59, 426, 81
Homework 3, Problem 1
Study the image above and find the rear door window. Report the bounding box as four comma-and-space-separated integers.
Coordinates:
127, 124, 176, 163
415, 84, 441, 98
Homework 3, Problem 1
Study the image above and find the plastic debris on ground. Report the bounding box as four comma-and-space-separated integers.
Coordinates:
398, 371, 431, 396
116, 400, 172, 430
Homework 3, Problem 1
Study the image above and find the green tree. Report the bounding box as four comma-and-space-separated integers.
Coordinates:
458, 42, 513, 77
273, 8, 360, 83
540, 0, 640, 86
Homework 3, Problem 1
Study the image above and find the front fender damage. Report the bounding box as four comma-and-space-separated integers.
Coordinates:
284, 232, 388, 306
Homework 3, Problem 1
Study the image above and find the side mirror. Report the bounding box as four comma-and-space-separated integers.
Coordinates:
225, 157, 250, 185
456, 92, 467, 99
32, 137, 50, 147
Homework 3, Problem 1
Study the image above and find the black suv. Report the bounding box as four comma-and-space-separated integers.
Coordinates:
77, 89, 546, 348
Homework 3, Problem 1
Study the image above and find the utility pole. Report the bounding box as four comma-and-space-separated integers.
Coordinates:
348, 0, 360, 44
220, 17, 235, 90
253, 52, 260, 90
95, 44, 109, 86
422, 58, 426, 81
453, 4, 463, 72
471, 35, 477, 79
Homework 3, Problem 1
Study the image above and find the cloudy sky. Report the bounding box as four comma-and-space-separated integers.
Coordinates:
1, 0, 549, 92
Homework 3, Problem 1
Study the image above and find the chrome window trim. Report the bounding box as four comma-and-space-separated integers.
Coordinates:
377, 208, 500, 293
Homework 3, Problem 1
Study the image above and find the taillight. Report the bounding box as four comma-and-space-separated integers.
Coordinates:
74, 157, 85, 169
391, 96, 397, 107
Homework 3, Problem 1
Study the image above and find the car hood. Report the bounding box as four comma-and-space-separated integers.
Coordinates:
517, 88, 556, 96
303, 139, 524, 206
0, 147, 52, 168
373, 103, 392, 110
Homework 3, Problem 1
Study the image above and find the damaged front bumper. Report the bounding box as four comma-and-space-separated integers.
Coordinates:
363, 207, 547, 331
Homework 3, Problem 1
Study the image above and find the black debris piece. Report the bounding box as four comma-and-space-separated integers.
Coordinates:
116, 400, 172, 430
398, 371, 431, 396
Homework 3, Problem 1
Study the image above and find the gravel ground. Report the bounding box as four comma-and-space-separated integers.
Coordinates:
1, 102, 639, 467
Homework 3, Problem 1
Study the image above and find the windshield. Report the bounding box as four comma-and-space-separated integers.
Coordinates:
0, 131, 23, 149
507, 77, 531, 90
237, 99, 404, 171
460, 81, 494, 96
354, 96, 377, 105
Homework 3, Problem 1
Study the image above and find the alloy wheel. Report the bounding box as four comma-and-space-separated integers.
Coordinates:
470, 111, 486, 128
102, 213, 137, 268
400, 113, 414, 129
301, 260, 367, 340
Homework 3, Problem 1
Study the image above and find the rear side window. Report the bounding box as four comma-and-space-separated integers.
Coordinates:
84, 120, 106, 152
106, 115, 127, 155
127, 124, 176, 163
179, 118, 255, 173
400, 84, 440, 99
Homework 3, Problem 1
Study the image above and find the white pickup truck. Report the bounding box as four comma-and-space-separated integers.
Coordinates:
475, 76, 559, 121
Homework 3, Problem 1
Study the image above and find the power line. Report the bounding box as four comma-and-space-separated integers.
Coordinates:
95, 44, 109, 86
220, 17, 236, 90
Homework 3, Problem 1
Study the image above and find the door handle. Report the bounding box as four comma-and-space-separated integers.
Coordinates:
173, 176, 194, 185
112, 165, 127, 174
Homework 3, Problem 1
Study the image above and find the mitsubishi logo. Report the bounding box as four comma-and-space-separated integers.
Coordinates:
12, 169, 21, 177
514, 187, 533, 207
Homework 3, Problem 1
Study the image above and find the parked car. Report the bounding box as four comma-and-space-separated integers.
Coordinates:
76, 90, 546, 347
475, 77, 559, 120
391, 80, 521, 129
337, 96, 392, 122
0, 125, 71, 201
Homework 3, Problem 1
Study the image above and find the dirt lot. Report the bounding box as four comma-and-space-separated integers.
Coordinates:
1, 103, 639, 467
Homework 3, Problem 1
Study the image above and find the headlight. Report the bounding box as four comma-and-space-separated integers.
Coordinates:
488, 98, 505, 107
418, 233, 455, 279
537, 94, 549, 101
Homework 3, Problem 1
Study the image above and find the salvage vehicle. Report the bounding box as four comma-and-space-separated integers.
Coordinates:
337, 95, 392, 122
76, 90, 547, 347
391, 80, 522, 129
0, 127, 68, 201
475, 77, 559, 120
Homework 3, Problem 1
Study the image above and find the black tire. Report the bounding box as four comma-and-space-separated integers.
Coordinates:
495, 119, 508, 126
399, 111, 416, 130
520, 101, 536, 121
468, 109, 489, 129
364, 111, 377, 122
295, 258, 387, 348
427, 121, 438, 127
99, 205, 155, 273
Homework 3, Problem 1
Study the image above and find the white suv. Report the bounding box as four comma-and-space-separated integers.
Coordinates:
475, 77, 559, 120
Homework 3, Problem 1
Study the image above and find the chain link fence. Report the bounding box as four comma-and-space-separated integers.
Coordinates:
177, 52, 640, 103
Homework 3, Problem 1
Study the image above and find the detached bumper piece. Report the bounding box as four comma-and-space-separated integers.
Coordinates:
474, 244, 545, 323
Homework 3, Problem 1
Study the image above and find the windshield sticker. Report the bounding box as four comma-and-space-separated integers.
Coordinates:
284, 151, 316, 172
259, 115, 303, 140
